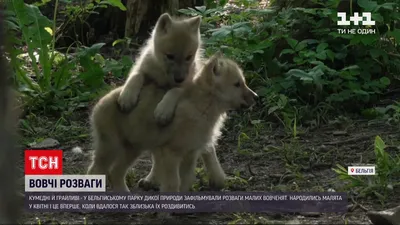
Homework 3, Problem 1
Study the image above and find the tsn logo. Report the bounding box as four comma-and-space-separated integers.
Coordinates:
25, 150, 63, 175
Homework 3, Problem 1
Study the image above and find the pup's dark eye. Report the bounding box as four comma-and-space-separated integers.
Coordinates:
185, 55, 193, 61
166, 54, 174, 60
234, 82, 241, 87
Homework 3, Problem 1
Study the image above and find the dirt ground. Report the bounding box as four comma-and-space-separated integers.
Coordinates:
18, 104, 400, 224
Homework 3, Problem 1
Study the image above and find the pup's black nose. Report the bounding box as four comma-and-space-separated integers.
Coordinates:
175, 77, 184, 83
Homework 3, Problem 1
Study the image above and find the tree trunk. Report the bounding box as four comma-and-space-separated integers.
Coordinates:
0, 8, 21, 224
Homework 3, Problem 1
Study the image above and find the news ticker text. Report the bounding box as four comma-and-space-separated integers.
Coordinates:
25, 192, 347, 213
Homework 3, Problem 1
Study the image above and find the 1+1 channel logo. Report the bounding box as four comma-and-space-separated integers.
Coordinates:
337, 12, 376, 35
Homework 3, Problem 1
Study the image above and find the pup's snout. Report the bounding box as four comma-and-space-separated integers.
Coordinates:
174, 77, 184, 83
174, 72, 186, 83
244, 88, 258, 107
172, 67, 188, 84
240, 97, 254, 109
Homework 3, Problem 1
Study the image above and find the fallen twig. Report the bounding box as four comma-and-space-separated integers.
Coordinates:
350, 195, 369, 212
301, 163, 332, 172
325, 131, 396, 146
247, 160, 256, 176
324, 135, 372, 146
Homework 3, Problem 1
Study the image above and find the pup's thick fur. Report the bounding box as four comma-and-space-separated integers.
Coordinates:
87, 54, 257, 192
116, 13, 226, 190
117, 13, 202, 112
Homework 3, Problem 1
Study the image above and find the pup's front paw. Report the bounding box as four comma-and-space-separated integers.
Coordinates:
154, 101, 175, 126
117, 89, 139, 113
138, 178, 159, 191
209, 172, 226, 191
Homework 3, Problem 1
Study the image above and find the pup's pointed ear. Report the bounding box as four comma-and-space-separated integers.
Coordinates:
155, 13, 173, 34
187, 16, 201, 32
205, 53, 222, 78
213, 50, 224, 58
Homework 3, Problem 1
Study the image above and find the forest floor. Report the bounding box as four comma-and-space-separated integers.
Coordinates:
18, 95, 400, 224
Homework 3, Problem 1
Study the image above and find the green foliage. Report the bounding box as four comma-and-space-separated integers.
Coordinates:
361, 101, 400, 124
180, 0, 400, 125
333, 136, 400, 202
5, 0, 131, 114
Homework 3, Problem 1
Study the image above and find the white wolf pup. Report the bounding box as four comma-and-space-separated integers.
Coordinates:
117, 12, 202, 113
87, 53, 257, 192
115, 12, 227, 190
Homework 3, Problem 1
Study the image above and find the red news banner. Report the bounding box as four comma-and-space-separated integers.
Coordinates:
24, 150, 348, 213
25, 150, 63, 175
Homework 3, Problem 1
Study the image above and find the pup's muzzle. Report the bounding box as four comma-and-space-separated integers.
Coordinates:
241, 87, 258, 109
173, 70, 187, 84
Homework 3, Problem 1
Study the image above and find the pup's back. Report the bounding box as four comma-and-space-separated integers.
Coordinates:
91, 84, 170, 151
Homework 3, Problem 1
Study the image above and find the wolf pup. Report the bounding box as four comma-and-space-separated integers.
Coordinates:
87, 53, 257, 192
94, 13, 226, 190
117, 12, 202, 113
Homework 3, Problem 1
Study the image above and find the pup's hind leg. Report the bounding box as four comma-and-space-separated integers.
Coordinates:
109, 146, 142, 192
201, 145, 226, 190
87, 136, 116, 176
138, 152, 160, 191
153, 148, 181, 192
179, 152, 199, 192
